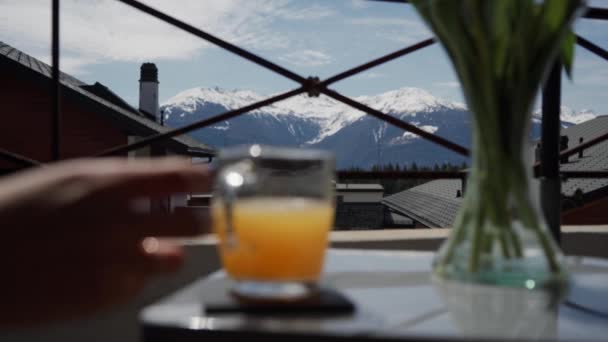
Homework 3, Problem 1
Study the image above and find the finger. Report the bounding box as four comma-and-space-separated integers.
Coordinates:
109, 207, 211, 238
81, 157, 212, 198
80, 238, 184, 275
0, 157, 211, 233
37, 157, 210, 208
84, 239, 184, 275
39, 195, 211, 238
140, 238, 185, 274
0, 157, 192, 198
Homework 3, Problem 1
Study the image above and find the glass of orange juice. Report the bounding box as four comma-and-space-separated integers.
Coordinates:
212, 144, 335, 301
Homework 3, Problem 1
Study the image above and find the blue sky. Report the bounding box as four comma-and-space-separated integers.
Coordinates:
1, 0, 607, 113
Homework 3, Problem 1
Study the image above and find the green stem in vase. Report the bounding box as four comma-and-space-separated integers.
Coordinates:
412, 0, 583, 283
511, 166, 561, 272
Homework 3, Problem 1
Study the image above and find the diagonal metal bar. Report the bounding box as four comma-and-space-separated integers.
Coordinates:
576, 35, 608, 61
98, 88, 306, 156
103, 3, 443, 158
99, 0, 598, 162
583, 7, 608, 20
322, 38, 435, 86
534, 130, 608, 176
561, 171, 608, 179
116, 0, 307, 85
555, 130, 608, 160
367, 0, 411, 4
0, 149, 42, 167
321, 88, 470, 157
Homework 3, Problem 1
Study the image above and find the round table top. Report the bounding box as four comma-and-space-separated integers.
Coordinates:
141, 249, 608, 341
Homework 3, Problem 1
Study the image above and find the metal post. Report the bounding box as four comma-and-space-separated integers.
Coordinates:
51, 0, 61, 161
540, 62, 562, 243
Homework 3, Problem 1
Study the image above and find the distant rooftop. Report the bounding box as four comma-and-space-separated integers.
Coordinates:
336, 183, 384, 192
383, 183, 461, 228
558, 116, 608, 196
382, 116, 608, 228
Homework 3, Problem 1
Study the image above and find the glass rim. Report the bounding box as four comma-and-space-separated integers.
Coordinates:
218, 144, 334, 162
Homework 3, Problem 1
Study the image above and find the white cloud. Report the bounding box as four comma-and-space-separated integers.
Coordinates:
349, 18, 420, 27
36, 55, 98, 76
352, 72, 386, 80
349, 17, 431, 44
379, 30, 432, 45
279, 49, 333, 67
274, 3, 335, 20
350, 0, 370, 9
434, 81, 460, 88
0, 0, 330, 74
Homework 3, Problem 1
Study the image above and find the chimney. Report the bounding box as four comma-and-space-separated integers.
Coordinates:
579, 137, 584, 158
139, 63, 159, 123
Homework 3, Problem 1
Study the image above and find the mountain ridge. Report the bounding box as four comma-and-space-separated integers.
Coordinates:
162, 86, 597, 168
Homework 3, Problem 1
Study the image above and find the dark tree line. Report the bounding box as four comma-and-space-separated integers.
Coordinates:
341, 161, 467, 195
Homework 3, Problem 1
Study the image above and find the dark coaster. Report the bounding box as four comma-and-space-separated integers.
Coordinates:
204, 287, 356, 316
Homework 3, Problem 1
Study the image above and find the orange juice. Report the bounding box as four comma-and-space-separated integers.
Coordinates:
212, 197, 334, 282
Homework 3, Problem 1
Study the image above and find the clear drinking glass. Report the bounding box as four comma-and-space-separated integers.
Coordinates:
211, 144, 335, 301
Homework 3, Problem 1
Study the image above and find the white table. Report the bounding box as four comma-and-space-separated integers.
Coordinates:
141, 249, 608, 341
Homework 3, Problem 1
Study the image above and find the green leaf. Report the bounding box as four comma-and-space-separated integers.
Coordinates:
543, 0, 568, 31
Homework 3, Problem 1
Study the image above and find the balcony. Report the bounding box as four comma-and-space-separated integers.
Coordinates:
1, 1, 608, 341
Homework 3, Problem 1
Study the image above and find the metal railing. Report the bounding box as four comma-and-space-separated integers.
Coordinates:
2, 0, 608, 240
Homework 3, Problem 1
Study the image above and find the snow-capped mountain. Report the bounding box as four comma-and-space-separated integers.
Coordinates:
357, 87, 465, 114
162, 87, 596, 168
532, 106, 597, 125
163, 87, 465, 143
163, 87, 362, 145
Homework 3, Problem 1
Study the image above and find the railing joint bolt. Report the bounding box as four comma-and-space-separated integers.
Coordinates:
305, 76, 322, 97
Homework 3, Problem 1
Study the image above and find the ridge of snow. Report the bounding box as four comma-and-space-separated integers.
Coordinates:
356, 87, 464, 115
532, 106, 597, 125
163, 87, 264, 114
389, 125, 439, 145
163, 87, 591, 144
163, 86, 462, 117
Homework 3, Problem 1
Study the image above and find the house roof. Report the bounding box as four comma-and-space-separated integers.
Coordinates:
382, 116, 608, 228
0, 41, 214, 157
382, 180, 462, 228
559, 116, 608, 197
385, 210, 414, 227
80, 82, 151, 119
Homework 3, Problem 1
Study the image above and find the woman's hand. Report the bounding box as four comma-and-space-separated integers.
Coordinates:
0, 157, 211, 326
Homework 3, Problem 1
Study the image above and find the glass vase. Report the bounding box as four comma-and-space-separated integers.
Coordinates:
410, 0, 586, 289
433, 124, 568, 289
